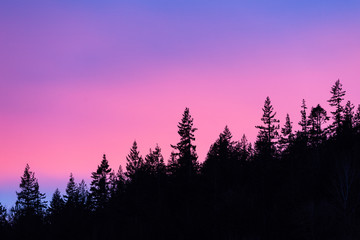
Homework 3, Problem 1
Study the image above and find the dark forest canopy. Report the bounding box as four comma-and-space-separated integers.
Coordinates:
2, 80, 360, 240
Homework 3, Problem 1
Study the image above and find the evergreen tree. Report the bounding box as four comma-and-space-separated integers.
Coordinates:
14, 164, 47, 218
170, 107, 199, 180
90, 154, 112, 210
48, 189, 64, 217
343, 100, 355, 134
64, 173, 78, 207
328, 79, 346, 134
255, 96, 280, 158
308, 104, 329, 145
354, 105, 360, 132
144, 144, 166, 175
109, 165, 126, 198
298, 99, 308, 135
235, 134, 252, 163
279, 113, 294, 152
126, 141, 144, 181
0, 203, 7, 228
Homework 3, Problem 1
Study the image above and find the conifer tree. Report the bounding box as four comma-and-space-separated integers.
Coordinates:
0, 203, 7, 228
279, 113, 294, 152
109, 166, 126, 198
308, 104, 329, 145
354, 105, 360, 132
144, 144, 165, 175
126, 141, 144, 181
64, 173, 78, 207
343, 100, 355, 133
328, 79, 346, 134
48, 189, 64, 216
170, 107, 199, 180
255, 96, 280, 158
90, 154, 112, 209
298, 99, 308, 135
14, 164, 47, 217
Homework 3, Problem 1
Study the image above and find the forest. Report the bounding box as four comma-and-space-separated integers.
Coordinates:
1, 80, 360, 240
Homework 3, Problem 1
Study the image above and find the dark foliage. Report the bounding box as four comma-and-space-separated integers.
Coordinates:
2, 80, 360, 240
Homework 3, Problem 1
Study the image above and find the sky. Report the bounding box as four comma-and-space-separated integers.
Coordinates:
1, 0, 360, 207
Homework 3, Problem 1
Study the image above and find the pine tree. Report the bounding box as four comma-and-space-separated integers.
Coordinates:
308, 104, 329, 145
126, 141, 144, 181
64, 173, 78, 207
343, 100, 355, 134
328, 79, 346, 134
47, 188, 65, 226
170, 107, 199, 180
90, 154, 112, 210
279, 113, 294, 152
298, 99, 308, 135
15, 164, 47, 217
0, 203, 7, 228
109, 165, 126, 198
144, 144, 165, 175
255, 96, 280, 158
48, 189, 64, 216
354, 105, 360, 132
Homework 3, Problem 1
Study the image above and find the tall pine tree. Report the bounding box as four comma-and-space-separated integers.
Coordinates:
255, 96, 280, 159
90, 154, 112, 210
170, 107, 199, 181
328, 79, 346, 135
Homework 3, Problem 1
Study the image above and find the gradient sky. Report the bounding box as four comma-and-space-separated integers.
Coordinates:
1, 0, 360, 207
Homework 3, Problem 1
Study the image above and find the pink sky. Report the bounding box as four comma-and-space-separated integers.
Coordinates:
1, 0, 360, 207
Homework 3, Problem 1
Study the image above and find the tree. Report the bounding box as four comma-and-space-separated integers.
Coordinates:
279, 113, 294, 152
90, 154, 112, 210
235, 134, 252, 163
126, 141, 144, 181
255, 96, 280, 158
343, 100, 355, 134
298, 99, 308, 135
48, 189, 64, 217
170, 107, 199, 180
308, 104, 329, 145
109, 165, 126, 198
14, 164, 47, 218
144, 144, 166, 176
64, 173, 78, 208
328, 79, 346, 134
354, 105, 360, 133
0, 203, 7, 228
203, 126, 237, 191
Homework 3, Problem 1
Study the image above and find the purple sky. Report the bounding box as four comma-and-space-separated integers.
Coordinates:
1, 0, 360, 207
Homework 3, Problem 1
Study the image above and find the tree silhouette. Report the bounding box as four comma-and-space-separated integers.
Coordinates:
170, 107, 199, 180
14, 164, 46, 218
90, 154, 112, 210
279, 113, 294, 153
328, 79, 346, 135
308, 104, 329, 145
126, 141, 144, 181
255, 96, 280, 159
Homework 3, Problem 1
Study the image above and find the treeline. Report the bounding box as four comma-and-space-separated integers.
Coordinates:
1, 80, 360, 240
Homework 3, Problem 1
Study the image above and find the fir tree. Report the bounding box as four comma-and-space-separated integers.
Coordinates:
343, 100, 355, 134
328, 79, 346, 134
308, 104, 329, 145
48, 189, 64, 216
15, 164, 47, 217
144, 144, 165, 175
255, 96, 280, 158
126, 141, 144, 181
64, 173, 78, 207
279, 113, 294, 152
90, 154, 112, 210
298, 99, 308, 135
170, 107, 199, 180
